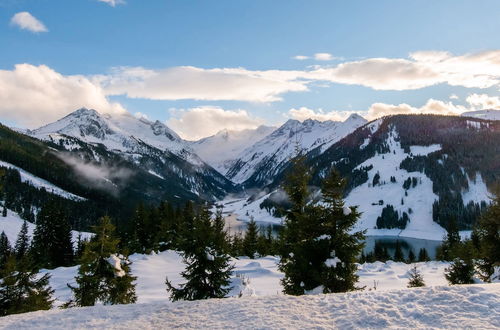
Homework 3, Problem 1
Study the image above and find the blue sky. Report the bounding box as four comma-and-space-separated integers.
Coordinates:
1, 0, 500, 139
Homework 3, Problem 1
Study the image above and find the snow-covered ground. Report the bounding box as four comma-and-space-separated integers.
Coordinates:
0, 209, 93, 249
34, 248, 499, 308
0, 160, 85, 201
2, 283, 499, 329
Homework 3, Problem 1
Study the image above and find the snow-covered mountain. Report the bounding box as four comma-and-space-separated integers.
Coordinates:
189, 125, 276, 174
31, 108, 202, 165
27, 108, 236, 201
461, 109, 500, 121
223, 114, 499, 240
225, 114, 367, 186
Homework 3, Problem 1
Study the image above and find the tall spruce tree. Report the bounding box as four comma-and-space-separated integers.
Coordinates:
69, 216, 136, 306
319, 169, 365, 293
474, 192, 500, 282
0, 256, 53, 316
166, 205, 234, 301
418, 248, 430, 262
243, 217, 259, 258
14, 221, 30, 260
0, 231, 11, 269
32, 201, 73, 268
279, 163, 364, 295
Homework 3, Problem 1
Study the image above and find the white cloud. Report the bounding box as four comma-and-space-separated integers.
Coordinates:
99, 66, 309, 103
288, 107, 361, 122
309, 50, 500, 90
366, 99, 467, 119
97, 0, 125, 6
0, 64, 126, 128
450, 94, 459, 100
97, 50, 500, 104
314, 53, 334, 61
287, 98, 474, 123
466, 93, 500, 110
293, 55, 309, 60
166, 106, 265, 140
10, 12, 48, 33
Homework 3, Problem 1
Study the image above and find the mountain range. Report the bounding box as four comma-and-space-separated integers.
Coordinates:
1, 108, 499, 236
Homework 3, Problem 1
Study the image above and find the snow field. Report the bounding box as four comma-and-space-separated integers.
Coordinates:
2, 284, 499, 329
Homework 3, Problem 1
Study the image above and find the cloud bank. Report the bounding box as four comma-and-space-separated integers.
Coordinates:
166, 106, 266, 140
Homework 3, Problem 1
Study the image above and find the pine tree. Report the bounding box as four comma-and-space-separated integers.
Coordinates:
0, 231, 11, 269
243, 217, 259, 258
32, 201, 74, 268
279, 164, 364, 295
394, 240, 405, 262
407, 265, 425, 288
437, 217, 461, 261
445, 258, 475, 285
2, 205, 6, 217
14, 221, 30, 260
319, 169, 365, 293
69, 216, 136, 306
0, 256, 54, 316
474, 192, 500, 282
407, 249, 416, 263
166, 205, 234, 301
418, 248, 430, 262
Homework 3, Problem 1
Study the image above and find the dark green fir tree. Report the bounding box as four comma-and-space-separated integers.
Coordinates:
0, 256, 54, 316
14, 221, 30, 260
0, 231, 11, 269
31, 201, 73, 268
243, 217, 259, 258
166, 205, 234, 301
69, 216, 136, 306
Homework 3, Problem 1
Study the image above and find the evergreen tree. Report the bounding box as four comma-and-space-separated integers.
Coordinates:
445, 258, 475, 285
243, 217, 259, 258
0, 256, 53, 316
407, 265, 425, 288
166, 205, 234, 301
32, 201, 74, 268
2, 205, 6, 217
418, 248, 430, 262
393, 240, 404, 262
437, 217, 461, 261
14, 221, 30, 260
69, 216, 136, 306
407, 249, 416, 263
474, 192, 500, 282
279, 165, 364, 295
0, 231, 11, 269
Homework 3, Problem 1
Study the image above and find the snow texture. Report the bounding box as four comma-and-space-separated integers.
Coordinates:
461, 109, 500, 121
1, 283, 498, 329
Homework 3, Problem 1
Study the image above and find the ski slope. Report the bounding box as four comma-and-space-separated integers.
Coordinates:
1, 283, 499, 329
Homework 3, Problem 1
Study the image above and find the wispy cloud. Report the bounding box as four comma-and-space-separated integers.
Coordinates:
10, 12, 48, 33
97, 0, 125, 7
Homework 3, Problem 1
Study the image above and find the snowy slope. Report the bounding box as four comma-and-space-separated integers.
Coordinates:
31, 108, 202, 164
221, 121, 492, 240
461, 109, 500, 121
226, 114, 367, 185
30, 247, 500, 308
0, 208, 93, 248
2, 272, 499, 329
190, 125, 276, 174
0, 160, 85, 201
